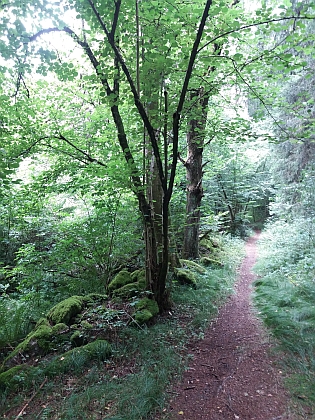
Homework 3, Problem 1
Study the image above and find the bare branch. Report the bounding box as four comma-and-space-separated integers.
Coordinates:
56, 134, 107, 167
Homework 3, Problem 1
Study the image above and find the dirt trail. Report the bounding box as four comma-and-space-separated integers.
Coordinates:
168, 232, 293, 420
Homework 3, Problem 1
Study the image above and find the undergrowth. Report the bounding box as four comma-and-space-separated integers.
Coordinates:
0, 236, 244, 420
253, 219, 315, 414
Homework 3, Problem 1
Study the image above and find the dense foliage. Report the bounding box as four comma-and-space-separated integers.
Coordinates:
0, 0, 315, 417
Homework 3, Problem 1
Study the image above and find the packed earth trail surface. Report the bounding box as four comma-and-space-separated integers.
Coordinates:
167, 232, 293, 420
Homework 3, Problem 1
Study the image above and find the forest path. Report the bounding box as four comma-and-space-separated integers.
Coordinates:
167, 231, 294, 420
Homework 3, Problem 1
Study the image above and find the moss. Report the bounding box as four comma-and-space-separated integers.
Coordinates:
19, 323, 53, 354
35, 317, 51, 328
134, 309, 153, 325
131, 269, 146, 287
135, 297, 159, 317
83, 339, 112, 360
174, 268, 197, 288
32, 324, 53, 341
70, 330, 85, 347
45, 339, 112, 376
200, 236, 221, 249
180, 259, 206, 274
4, 319, 70, 366
112, 282, 142, 298
51, 323, 68, 334
0, 365, 32, 391
47, 295, 85, 325
81, 320, 93, 329
200, 257, 223, 267
108, 270, 133, 294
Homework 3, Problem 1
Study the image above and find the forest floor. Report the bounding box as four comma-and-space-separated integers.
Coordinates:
164, 231, 295, 420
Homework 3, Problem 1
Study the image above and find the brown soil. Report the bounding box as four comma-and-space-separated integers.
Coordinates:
167, 231, 294, 420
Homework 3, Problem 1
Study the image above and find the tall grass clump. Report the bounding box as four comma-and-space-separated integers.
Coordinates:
253, 218, 315, 407
0, 298, 35, 351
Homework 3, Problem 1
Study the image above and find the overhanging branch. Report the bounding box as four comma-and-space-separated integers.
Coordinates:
198, 15, 315, 53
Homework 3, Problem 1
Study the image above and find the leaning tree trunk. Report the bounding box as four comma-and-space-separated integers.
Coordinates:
182, 89, 209, 259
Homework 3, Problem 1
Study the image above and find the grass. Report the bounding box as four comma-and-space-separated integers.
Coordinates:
253, 219, 315, 415
0, 236, 244, 420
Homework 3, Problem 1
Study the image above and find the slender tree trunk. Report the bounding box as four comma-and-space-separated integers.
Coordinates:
182, 89, 209, 259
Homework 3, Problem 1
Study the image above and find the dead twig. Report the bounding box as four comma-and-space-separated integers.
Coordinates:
14, 377, 48, 420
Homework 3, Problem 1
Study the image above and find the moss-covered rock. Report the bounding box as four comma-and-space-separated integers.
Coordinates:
135, 297, 159, 317
200, 237, 221, 250
112, 282, 143, 298
4, 319, 70, 366
131, 269, 146, 288
132, 297, 159, 325
45, 339, 112, 376
51, 323, 68, 334
0, 365, 32, 391
5, 319, 54, 361
47, 295, 85, 325
134, 309, 154, 325
200, 257, 223, 267
174, 268, 197, 288
108, 270, 133, 294
179, 259, 206, 274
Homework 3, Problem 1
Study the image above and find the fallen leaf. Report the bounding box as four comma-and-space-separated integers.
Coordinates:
178, 411, 184, 415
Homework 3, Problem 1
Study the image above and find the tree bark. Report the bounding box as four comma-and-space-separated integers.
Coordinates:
182, 89, 209, 259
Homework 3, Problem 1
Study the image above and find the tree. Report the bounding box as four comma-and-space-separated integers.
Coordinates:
1, 0, 314, 310
0, 0, 215, 311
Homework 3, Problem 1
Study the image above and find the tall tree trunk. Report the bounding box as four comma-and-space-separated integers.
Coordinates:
182, 89, 209, 259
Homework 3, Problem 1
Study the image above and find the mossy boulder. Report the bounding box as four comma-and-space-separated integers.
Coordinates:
112, 282, 141, 298
131, 269, 146, 288
4, 319, 54, 363
108, 270, 133, 294
45, 339, 112, 376
0, 365, 32, 391
135, 297, 159, 317
134, 309, 154, 325
110, 269, 147, 299
51, 323, 68, 334
47, 295, 85, 325
174, 268, 197, 288
200, 237, 221, 249
133, 297, 159, 325
200, 257, 223, 267
180, 259, 206, 274
81, 320, 93, 329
